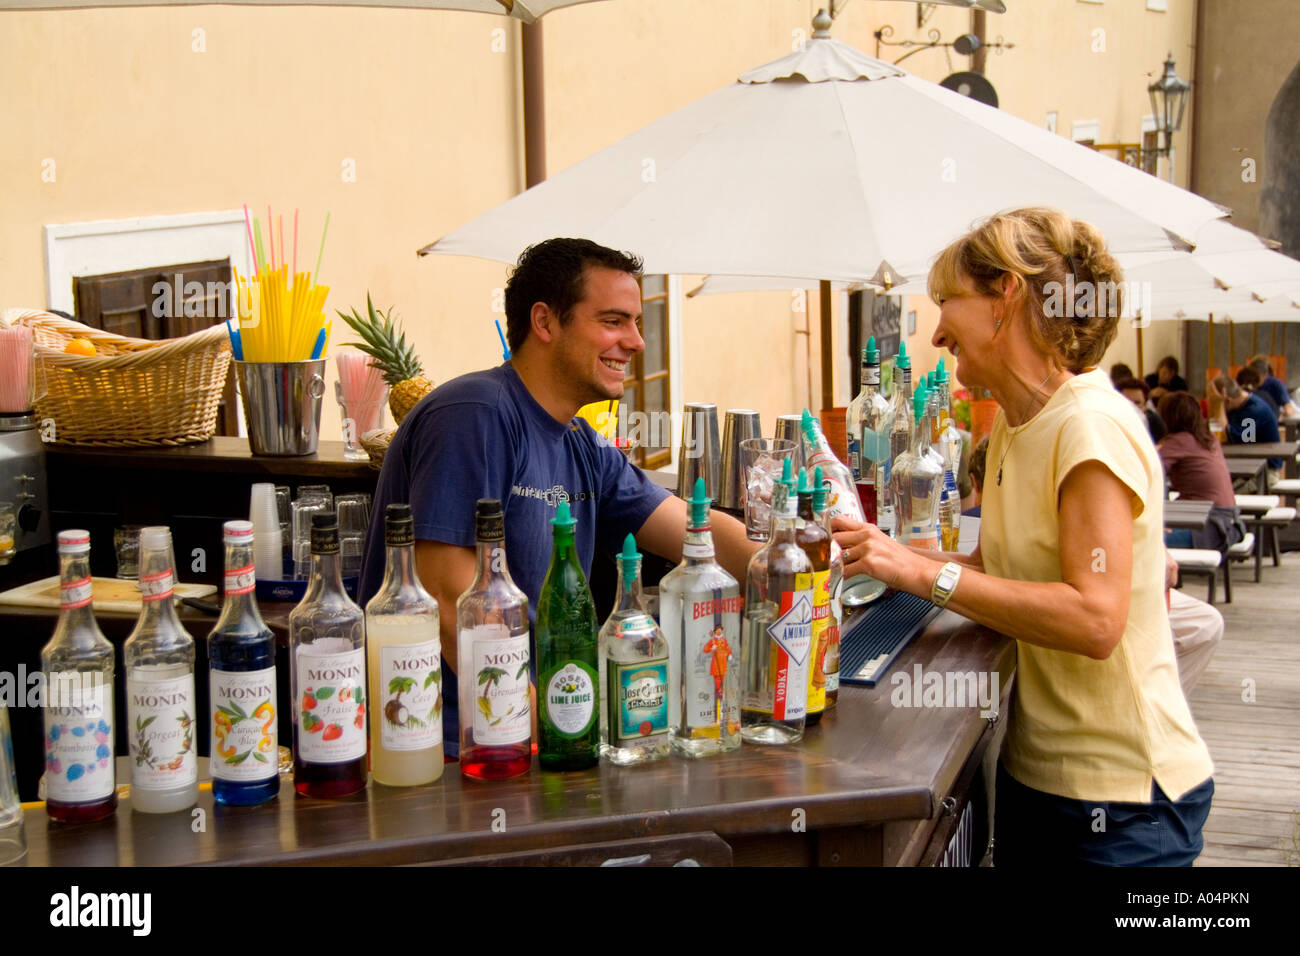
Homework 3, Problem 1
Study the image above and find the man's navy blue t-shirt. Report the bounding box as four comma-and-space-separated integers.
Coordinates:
1258, 375, 1292, 414
1226, 393, 1282, 468
358, 362, 670, 755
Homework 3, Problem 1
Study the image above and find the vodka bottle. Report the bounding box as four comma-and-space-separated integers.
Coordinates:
599, 534, 672, 765
661, 477, 741, 758
289, 513, 367, 798
41, 530, 116, 823
124, 526, 198, 813
366, 504, 443, 787
536, 501, 599, 772
795, 469, 831, 728
811, 470, 844, 710
885, 341, 915, 536
844, 335, 893, 525
939, 485, 961, 553
208, 521, 278, 806
457, 499, 531, 780
799, 409, 864, 522
891, 387, 944, 549
935, 360, 965, 479
741, 459, 813, 745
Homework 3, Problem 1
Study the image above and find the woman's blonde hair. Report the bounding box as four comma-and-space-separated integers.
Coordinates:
928, 207, 1124, 373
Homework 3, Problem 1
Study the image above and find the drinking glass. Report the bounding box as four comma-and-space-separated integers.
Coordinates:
0, 704, 27, 864
0, 503, 15, 565
114, 524, 144, 579
739, 438, 796, 541
336, 494, 371, 577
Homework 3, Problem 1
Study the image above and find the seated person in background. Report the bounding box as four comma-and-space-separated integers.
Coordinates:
1235, 366, 1280, 418
1246, 353, 1299, 418
1116, 376, 1166, 442
1209, 375, 1284, 486
1109, 362, 1135, 386
963, 435, 989, 517
1156, 392, 1243, 551
1146, 354, 1189, 403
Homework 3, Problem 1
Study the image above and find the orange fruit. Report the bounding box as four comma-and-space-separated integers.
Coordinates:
64, 337, 96, 356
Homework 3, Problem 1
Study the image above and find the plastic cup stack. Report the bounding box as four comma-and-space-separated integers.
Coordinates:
249, 483, 283, 581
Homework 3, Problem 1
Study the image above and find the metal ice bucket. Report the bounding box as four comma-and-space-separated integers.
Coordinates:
235, 360, 327, 457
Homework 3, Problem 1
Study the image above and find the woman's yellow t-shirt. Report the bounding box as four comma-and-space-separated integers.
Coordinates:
981, 368, 1213, 803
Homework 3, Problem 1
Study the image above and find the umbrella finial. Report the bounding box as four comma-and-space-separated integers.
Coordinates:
812, 8, 833, 38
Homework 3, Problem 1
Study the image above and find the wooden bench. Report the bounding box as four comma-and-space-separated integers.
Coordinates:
1168, 548, 1223, 604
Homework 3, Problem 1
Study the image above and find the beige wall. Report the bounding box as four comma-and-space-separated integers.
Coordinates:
1, 0, 1205, 446
1191, 0, 1300, 236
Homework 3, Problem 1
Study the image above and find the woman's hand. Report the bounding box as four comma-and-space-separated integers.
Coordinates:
831, 517, 928, 594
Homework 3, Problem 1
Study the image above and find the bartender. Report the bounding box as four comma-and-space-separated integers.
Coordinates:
359, 238, 757, 755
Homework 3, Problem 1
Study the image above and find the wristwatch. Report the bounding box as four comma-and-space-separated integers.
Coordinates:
930, 561, 962, 608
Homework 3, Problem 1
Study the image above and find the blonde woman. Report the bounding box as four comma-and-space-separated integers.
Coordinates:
835, 208, 1213, 866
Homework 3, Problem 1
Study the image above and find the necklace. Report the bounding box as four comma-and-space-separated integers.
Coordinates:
996, 368, 1059, 486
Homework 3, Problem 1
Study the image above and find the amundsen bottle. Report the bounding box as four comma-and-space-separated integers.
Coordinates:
124, 526, 198, 813
41, 530, 116, 823
366, 504, 443, 787
662, 477, 741, 757
536, 501, 599, 771
457, 499, 531, 780
599, 534, 672, 765
289, 513, 368, 798
741, 459, 813, 745
796, 469, 831, 728
208, 521, 278, 807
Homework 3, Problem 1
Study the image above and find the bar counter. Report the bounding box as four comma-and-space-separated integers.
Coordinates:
17, 607, 1014, 867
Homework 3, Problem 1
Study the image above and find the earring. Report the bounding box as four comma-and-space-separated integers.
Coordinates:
993, 310, 1002, 332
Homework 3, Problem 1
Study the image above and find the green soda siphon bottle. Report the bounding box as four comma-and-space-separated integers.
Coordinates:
536, 501, 600, 771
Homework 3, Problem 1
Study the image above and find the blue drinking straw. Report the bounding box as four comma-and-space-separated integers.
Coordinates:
495, 319, 510, 360
225, 318, 244, 361
310, 326, 327, 360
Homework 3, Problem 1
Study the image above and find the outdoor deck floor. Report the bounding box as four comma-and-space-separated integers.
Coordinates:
1187, 547, 1300, 867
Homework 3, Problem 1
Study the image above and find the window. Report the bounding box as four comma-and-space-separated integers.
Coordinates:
620, 275, 671, 469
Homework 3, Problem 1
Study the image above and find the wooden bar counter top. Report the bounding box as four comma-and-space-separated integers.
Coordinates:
16, 607, 1014, 868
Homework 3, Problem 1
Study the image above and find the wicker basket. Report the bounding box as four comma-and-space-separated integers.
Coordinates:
0, 308, 232, 447
360, 427, 396, 471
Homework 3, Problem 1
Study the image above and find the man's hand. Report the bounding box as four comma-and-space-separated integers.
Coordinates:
1164, 546, 1179, 592
414, 539, 478, 676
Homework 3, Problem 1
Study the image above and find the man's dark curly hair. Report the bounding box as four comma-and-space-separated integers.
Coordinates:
503, 238, 643, 352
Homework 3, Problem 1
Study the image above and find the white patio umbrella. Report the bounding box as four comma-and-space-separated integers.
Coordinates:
0, 0, 602, 20
418, 15, 1229, 402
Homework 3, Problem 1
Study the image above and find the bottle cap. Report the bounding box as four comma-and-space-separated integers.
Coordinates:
56, 529, 91, 554
685, 476, 711, 529
552, 499, 577, 532
139, 526, 171, 551
897, 340, 911, 370
937, 357, 948, 382
913, 385, 929, 421
864, 335, 879, 365
618, 533, 641, 587
800, 407, 818, 439
223, 520, 254, 545
385, 503, 415, 547
781, 455, 793, 489
797, 467, 810, 497
475, 498, 505, 542
310, 513, 340, 555
812, 465, 826, 513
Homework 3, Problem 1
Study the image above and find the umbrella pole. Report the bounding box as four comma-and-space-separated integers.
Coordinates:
1136, 322, 1144, 380
1271, 322, 1278, 354
1229, 321, 1235, 371
1207, 314, 1214, 387
820, 279, 834, 413
1252, 323, 1258, 358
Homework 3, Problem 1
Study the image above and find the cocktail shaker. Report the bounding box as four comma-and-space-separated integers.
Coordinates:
676, 402, 720, 502
719, 409, 761, 511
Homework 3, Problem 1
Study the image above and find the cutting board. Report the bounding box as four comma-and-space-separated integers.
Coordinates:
0, 576, 217, 613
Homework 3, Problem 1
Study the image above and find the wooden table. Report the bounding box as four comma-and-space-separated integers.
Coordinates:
1281, 415, 1299, 443
1228, 459, 1267, 494
1221, 440, 1299, 479
1163, 500, 1212, 530
15, 609, 1015, 867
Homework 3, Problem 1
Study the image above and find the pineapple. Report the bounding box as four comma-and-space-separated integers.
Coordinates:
337, 293, 433, 425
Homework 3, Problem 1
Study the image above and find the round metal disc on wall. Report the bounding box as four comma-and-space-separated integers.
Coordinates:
940, 71, 999, 108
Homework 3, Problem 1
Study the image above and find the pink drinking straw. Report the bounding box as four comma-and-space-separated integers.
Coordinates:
278, 215, 284, 277
242, 204, 257, 272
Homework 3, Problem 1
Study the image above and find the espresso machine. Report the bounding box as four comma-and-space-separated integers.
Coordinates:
0, 412, 51, 573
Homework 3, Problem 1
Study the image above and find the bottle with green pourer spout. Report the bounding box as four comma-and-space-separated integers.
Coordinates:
599, 534, 672, 765
536, 500, 600, 771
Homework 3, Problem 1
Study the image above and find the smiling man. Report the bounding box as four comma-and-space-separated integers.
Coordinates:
359, 238, 756, 756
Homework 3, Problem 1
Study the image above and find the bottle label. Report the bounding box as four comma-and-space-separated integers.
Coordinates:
139, 569, 175, 603
469, 630, 530, 745
379, 640, 442, 752
610, 659, 669, 744
542, 660, 597, 738
826, 571, 843, 694
683, 595, 740, 732
210, 667, 277, 782
682, 541, 714, 559
44, 677, 114, 803
224, 563, 256, 597
806, 569, 831, 715
127, 672, 197, 791
863, 426, 892, 466
59, 576, 93, 610
296, 648, 367, 763
847, 433, 862, 477
767, 580, 812, 722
